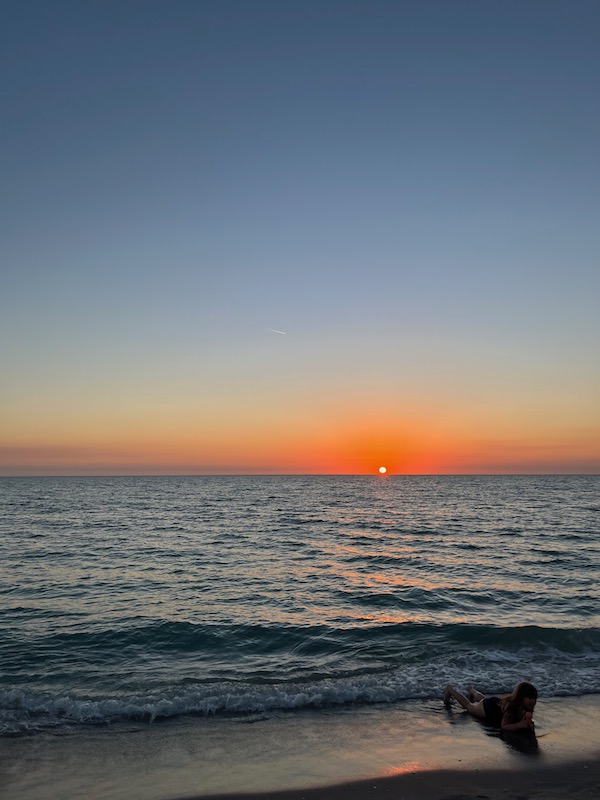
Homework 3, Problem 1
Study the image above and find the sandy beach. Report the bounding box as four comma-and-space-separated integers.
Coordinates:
194, 760, 600, 800
2, 695, 599, 800
192, 694, 600, 800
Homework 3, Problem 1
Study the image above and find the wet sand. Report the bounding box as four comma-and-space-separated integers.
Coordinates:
194, 760, 600, 800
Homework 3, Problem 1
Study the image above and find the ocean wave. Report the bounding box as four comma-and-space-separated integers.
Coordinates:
2, 639, 599, 735
2, 621, 599, 694
3, 619, 599, 658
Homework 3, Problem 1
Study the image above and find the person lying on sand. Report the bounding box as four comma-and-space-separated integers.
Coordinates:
443, 681, 537, 732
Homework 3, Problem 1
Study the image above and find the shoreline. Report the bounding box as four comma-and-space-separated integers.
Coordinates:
2, 694, 599, 800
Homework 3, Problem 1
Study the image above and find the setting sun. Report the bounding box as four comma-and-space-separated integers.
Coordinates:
378, 466, 387, 474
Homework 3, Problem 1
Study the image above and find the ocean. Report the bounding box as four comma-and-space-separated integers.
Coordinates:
2, 474, 598, 740
1, 475, 600, 799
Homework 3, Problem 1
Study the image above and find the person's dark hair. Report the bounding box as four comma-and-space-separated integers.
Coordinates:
501, 681, 538, 714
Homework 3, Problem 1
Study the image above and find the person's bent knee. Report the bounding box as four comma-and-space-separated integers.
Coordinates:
467, 699, 486, 719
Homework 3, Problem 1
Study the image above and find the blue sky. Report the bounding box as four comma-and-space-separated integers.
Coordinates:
1, 1, 599, 474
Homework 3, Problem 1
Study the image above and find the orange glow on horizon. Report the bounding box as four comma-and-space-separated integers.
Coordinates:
1, 404, 598, 475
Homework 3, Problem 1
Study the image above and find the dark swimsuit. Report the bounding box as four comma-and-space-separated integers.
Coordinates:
482, 696, 503, 726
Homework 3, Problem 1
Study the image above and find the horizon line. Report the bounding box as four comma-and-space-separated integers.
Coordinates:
1, 472, 598, 478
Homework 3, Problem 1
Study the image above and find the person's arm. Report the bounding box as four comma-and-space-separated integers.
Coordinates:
501, 711, 534, 732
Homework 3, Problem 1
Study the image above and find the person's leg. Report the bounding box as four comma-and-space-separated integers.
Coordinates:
443, 685, 486, 719
468, 686, 485, 702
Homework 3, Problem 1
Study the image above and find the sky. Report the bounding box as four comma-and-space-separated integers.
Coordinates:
1, 0, 599, 476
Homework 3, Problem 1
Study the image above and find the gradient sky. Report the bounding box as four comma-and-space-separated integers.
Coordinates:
1, 0, 599, 475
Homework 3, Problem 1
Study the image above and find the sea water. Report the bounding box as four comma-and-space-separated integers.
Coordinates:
1, 474, 598, 740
